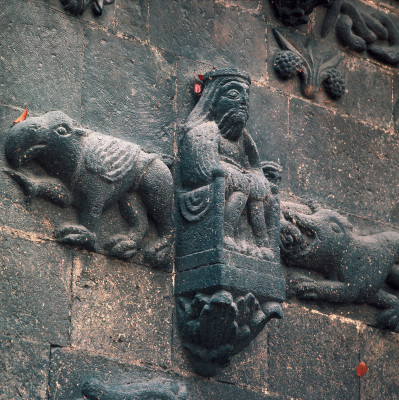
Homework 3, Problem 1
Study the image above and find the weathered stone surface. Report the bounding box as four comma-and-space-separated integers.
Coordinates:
49, 346, 283, 399
70, 251, 172, 366
149, 0, 268, 82
268, 303, 361, 400
360, 326, 399, 400
49, 347, 179, 400
246, 86, 290, 170
345, 59, 393, 129
82, 26, 177, 155
286, 97, 399, 224
0, 335, 50, 400
0, 1, 83, 119
115, 0, 148, 41
0, 231, 72, 345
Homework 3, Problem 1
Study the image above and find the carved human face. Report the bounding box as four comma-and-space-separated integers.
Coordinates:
213, 79, 250, 140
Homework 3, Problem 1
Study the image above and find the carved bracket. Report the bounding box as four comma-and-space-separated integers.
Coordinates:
176, 69, 285, 376
273, 28, 345, 99
60, 0, 114, 16
177, 291, 282, 376
280, 202, 399, 332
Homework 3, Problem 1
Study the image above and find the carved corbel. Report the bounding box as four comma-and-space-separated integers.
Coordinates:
176, 69, 285, 376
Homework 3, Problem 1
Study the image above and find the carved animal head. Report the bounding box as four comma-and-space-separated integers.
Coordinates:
280, 203, 354, 270
5, 111, 87, 177
272, 0, 332, 26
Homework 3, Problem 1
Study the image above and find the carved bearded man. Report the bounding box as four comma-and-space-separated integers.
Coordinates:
180, 69, 273, 259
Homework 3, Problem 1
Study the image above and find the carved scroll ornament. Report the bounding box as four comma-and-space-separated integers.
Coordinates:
280, 202, 399, 332
176, 69, 285, 375
4, 111, 173, 270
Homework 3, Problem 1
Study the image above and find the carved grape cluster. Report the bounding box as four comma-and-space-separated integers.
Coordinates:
274, 50, 304, 79
323, 69, 345, 99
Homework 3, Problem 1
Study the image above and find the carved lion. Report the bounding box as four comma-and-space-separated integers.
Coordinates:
4, 111, 174, 269
280, 203, 399, 331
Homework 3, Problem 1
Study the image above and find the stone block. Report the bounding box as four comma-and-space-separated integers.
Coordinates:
345, 58, 393, 129
286, 97, 399, 224
49, 346, 282, 399
246, 86, 290, 171
82, 26, 177, 156
115, 0, 148, 41
70, 251, 173, 367
149, 0, 268, 82
360, 326, 399, 400
0, 335, 50, 400
0, 231, 72, 345
0, 0, 83, 119
268, 303, 361, 400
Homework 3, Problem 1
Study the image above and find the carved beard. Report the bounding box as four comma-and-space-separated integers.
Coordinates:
217, 108, 249, 141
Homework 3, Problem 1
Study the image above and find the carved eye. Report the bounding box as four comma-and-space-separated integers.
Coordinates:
225, 89, 240, 99
331, 223, 342, 233
55, 126, 69, 136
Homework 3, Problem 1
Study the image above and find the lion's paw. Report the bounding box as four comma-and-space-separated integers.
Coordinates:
105, 235, 139, 259
55, 224, 96, 251
293, 280, 319, 301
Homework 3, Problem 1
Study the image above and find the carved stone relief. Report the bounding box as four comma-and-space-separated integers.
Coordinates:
80, 378, 187, 400
280, 202, 399, 332
273, 28, 345, 99
270, 0, 332, 26
176, 69, 285, 376
60, 0, 114, 16
4, 111, 173, 270
271, 0, 399, 66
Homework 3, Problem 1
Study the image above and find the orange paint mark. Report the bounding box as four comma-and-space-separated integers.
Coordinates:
12, 104, 28, 125
356, 361, 368, 377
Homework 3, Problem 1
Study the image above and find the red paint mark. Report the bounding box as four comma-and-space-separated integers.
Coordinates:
198, 74, 204, 81
194, 82, 202, 94
356, 361, 368, 377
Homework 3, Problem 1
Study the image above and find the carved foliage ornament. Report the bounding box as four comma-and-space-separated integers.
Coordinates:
280, 202, 399, 332
273, 28, 345, 99
60, 0, 114, 16
4, 111, 173, 270
176, 69, 285, 375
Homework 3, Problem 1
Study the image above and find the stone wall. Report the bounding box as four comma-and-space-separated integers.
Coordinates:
1, 0, 398, 399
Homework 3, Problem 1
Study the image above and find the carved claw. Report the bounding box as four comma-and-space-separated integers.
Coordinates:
293, 280, 319, 300
55, 224, 96, 251
105, 234, 139, 259
377, 308, 399, 331
144, 238, 173, 271
4, 168, 37, 205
